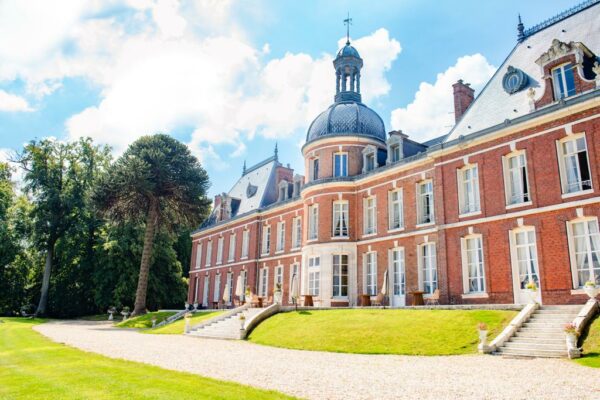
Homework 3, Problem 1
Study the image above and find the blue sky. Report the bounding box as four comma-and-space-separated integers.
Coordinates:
0, 0, 579, 197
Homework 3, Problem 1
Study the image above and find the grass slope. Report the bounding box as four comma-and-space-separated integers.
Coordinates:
248, 309, 517, 355
115, 311, 223, 334
115, 311, 176, 328
0, 318, 294, 400
576, 314, 600, 368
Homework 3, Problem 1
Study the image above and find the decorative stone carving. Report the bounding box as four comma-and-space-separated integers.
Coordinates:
593, 62, 600, 88
502, 66, 529, 94
246, 183, 257, 198
527, 88, 536, 112
535, 39, 576, 65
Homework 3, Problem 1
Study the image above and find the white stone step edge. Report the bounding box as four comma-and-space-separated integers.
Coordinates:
240, 303, 281, 339
568, 298, 600, 359
480, 302, 538, 354
187, 303, 250, 333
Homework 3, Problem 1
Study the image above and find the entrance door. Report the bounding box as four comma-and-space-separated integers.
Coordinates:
510, 228, 542, 304
391, 248, 406, 307
202, 276, 209, 307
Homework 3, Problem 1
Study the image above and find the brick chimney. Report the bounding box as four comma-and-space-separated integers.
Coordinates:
452, 79, 475, 123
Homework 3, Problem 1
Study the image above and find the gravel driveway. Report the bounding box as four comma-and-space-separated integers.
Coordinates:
35, 320, 600, 400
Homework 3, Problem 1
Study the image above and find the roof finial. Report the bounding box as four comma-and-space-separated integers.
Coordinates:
242, 159, 247, 176
344, 12, 352, 45
274, 142, 278, 160
517, 14, 525, 42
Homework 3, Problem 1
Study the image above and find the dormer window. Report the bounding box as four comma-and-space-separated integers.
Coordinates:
366, 153, 375, 171
278, 180, 289, 202
362, 145, 378, 173
390, 144, 401, 163
552, 63, 576, 99
333, 152, 348, 177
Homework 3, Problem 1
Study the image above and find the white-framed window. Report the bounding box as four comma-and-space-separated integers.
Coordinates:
228, 233, 236, 262
239, 270, 248, 302
391, 248, 405, 296
388, 189, 404, 230
567, 217, 600, 288
308, 256, 320, 296
333, 152, 348, 177
261, 224, 271, 255
461, 234, 486, 293
417, 180, 434, 225
418, 242, 437, 294
308, 205, 318, 240
202, 275, 209, 306
390, 144, 402, 163
312, 158, 319, 181
503, 151, 530, 206
365, 153, 376, 172
241, 229, 250, 259
364, 252, 377, 295
276, 221, 285, 252
194, 242, 202, 269
510, 227, 540, 290
289, 263, 299, 302
216, 236, 224, 264
332, 254, 348, 297
274, 265, 283, 292
259, 267, 269, 297
226, 272, 233, 305
457, 164, 480, 215
213, 273, 221, 303
364, 196, 377, 235
552, 62, 576, 100
332, 200, 349, 237
292, 217, 302, 249
557, 134, 592, 195
205, 240, 212, 267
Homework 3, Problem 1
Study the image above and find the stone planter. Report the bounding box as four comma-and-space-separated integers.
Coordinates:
565, 333, 578, 350
583, 286, 600, 299
274, 291, 282, 305
479, 330, 488, 346
526, 289, 537, 303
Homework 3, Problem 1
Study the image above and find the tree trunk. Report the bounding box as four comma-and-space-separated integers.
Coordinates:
36, 242, 54, 316
132, 201, 159, 316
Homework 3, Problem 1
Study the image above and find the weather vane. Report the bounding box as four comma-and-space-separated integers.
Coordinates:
344, 12, 352, 45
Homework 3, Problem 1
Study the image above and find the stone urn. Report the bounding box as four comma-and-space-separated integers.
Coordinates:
239, 314, 246, 330
478, 329, 488, 346
526, 288, 538, 303
274, 290, 283, 305
583, 285, 599, 299
566, 333, 578, 349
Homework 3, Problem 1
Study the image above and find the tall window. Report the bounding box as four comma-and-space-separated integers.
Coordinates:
333, 201, 349, 237
226, 272, 233, 305
391, 248, 405, 297
365, 153, 375, 172
312, 158, 319, 181
558, 134, 592, 194
364, 252, 377, 295
388, 189, 403, 230
334, 152, 348, 177
458, 165, 480, 215
332, 254, 348, 297
417, 180, 434, 224
390, 144, 401, 163
364, 197, 377, 235
461, 235, 485, 293
308, 205, 318, 240
510, 228, 540, 290
259, 268, 268, 297
194, 242, 202, 269
292, 217, 302, 248
567, 218, 600, 287
216, 237, 224, 264
205, 240, 212, 267
308, 256, 320, 296
503, 151, 530, 205
202, 276, 209, 306
289, 263, 299, 302
276, 221, 285, 252
419, 243, 437, 294
552, 63, 576, 99
213, 273, 221, 303
261, 225, 271, 255
228, 233, 236, 262
241, 229, 249, 259
274, 265, 283, 291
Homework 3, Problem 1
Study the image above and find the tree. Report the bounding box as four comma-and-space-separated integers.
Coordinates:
94, 134, 210, 315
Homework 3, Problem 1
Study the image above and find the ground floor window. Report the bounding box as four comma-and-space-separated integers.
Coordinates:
289, 263, 299, 302
332, 254, 348, 297
419, 243, 437, 294
568, 218, 600, 287
461, 235, 486, 293
511, 228, 540, 289
391, 248, 405, 296
213, 273, 221, 303
364, 252, 377, 295
308, 256, 320, 296
202, 276, 209, 306
274, 265, 283, 293
259, 268, 269, 297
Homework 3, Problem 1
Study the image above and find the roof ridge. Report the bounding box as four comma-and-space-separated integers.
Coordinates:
242, 155, 278, 176
522, 0, 600, 40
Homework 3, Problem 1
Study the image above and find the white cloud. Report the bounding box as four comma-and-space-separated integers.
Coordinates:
0, 90, 33, 112
390, 53, 495, 142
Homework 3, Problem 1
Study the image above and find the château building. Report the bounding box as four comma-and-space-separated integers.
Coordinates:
188, 1, 600, 307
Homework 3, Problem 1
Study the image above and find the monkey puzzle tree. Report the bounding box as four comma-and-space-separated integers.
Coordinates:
94, 134, 210, 315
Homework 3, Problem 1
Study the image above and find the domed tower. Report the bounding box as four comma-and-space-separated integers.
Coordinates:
303, 38, 386, 182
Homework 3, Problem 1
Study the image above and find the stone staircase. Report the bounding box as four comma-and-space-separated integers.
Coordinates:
495, 305, 580, 358
188, 307, 264, 340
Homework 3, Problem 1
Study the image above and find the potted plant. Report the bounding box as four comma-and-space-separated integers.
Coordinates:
274, 283, 283, 304
245, 287, 252, 304
107, 306, 116, 321
239, 313, 246, 330
525, 280, 538, 303
583, 281, 599, 299
564, 322, 578, 350
477, 322, 488, 346
120, 306, 130, 320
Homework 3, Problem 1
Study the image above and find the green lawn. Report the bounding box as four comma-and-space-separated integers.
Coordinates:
115, 311, 223, 334
576, 314, 600, 368
0, 318, 294, 400
248, 309, 517, 355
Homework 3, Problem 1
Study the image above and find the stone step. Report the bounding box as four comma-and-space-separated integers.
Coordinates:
521, 321, 565, 328
509, 337, 565, 345
495, 349, 567, 358
503, 342, 566, 351
540, 305, 581, 311
536, 309, 579, 315
514, 331, 564, 340
530, 314, 576, 320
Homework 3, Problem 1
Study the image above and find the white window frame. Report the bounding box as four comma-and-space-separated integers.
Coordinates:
502, 150, 531, 207
274, 265, 284, 292
364, 251, 377, 296
390, 143, 401, 163
194, 241, 202, 269
259, 267, 269, 297
556, 133, 593, 196
390, 247, 405, 297
225, 272, 233, 305
202, 275, 209, 307
241, 229, 250, 259
213, 273, 221, 303
216, 236, 224, 265
205, 240, 212, 267
388, 188, 404, 231
509, 226, 541, 292
261, 224, 271, 255
416, 180, 434, 225
308, 205, 318, 241
228, 233, 236, 262
333, 152, 348, 177
566, 216, 600, 288
460, 234, 486, 294
457, 164, 480, 216
289, 263, 300, 302
418, 242, 437, 295
291, 217, 302, 249
308, 256, 320, 296
276, 221, 285, 252
332, 254, 349, 298
332, 200, 349, 237
363, 196, 377, 235
552, 62, 576, 100
312, 157, 319, 181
